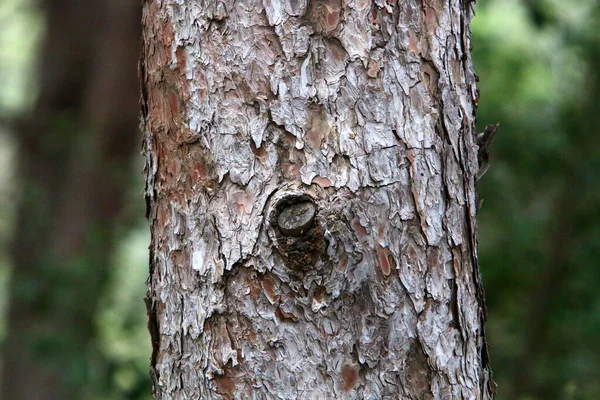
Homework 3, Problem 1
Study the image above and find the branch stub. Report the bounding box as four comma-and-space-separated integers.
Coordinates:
277, 201, 316, 237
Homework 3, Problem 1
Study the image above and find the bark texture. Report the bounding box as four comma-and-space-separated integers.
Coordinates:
142, 0, 494, 398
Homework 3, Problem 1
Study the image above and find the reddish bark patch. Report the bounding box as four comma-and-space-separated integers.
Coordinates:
408, 244, 419, 262
351, 217, 368, 238
326, 38, 347, 62
370, 7, 378, 25
306, 105, 329, 150
168, 92, 179, 115
156, 201, 169, 230
367, 59, 380, 78
231, 190, 255, 214
166, 158, 181, 178
337, 253, 349, 272
341, 364, 360, 392
171, 249, 188, 269
275, 306, 299, 322
162, 16, 174, 48
156, 140, 168, 174
376, 244, 394, 276
377, 223, 385, 242
175, 46, 186, 71
313, 286, 326, 303
326, 6, 340, 28
307, 0, 341, 33
312, 175, 332, 187
215, 377, 236, 399
260, 277, 279, 304
215, 368, 238, 400
246, 277, 262, 299
424, 6, 436, 28
408, 30, 419, 55
452, 248, 462, 275
427, 247, 440, 271
148, 86, 164, 131
250, 140, 266, 159
191, 160, 207, 183
306, 129, 322, 150
421, 62, 440, 97
143, 9, 197, 196
196, 68, 208, 101
282, 161, 301, 179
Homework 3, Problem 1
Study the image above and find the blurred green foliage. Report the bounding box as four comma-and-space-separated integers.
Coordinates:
473, 0, 600, 398
92, 227, 152, 400
0, 0, 598, 399
0, 0, 34, 346
0, 0, 41, 114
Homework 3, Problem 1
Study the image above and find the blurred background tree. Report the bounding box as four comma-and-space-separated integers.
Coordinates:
0, 0, 147, 399
474, 0, 600, 399
0, 0, 598, 399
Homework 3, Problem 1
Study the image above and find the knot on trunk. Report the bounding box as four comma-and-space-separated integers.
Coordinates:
277, 201, 316, 236
270, 193, 325, 270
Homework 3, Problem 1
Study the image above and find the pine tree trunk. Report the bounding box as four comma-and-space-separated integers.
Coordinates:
141, 0, 494, 398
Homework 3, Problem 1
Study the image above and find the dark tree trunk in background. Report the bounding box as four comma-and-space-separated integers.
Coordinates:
142, 0, 494, 398
0, 1, 141, 399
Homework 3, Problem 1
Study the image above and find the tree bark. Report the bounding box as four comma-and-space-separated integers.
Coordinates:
142, 0, 494, 398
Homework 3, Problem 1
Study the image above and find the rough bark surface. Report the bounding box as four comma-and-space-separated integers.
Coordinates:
141, 0, 494, 399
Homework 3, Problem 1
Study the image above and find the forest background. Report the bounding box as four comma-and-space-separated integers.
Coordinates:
0, 0, 598, 399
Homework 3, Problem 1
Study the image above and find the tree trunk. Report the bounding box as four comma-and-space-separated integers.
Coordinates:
141, 0, 494, 398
